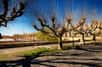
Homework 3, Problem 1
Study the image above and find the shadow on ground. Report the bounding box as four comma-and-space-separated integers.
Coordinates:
0, 42, 102, 67
0, 56, 99, 67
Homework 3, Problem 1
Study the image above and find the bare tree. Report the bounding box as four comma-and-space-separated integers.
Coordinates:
33, 16, 66, 49
88, 20, 98, 41
72, 17, 86, 45
65, 16, 73, 37
78, 17, 86, 44
64, 15, 88, 47
64, 16, 76, 47
0, 0, 25, 38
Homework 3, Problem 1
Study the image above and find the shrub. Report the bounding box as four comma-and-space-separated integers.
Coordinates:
35, 31, 58, 42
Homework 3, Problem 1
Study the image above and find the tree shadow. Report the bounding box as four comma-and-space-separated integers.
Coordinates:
0, 54, 101, 67
0, 42, 102, 67
0, 54, 57, 67
31, 57, 100, 67
74, 42, 102, 52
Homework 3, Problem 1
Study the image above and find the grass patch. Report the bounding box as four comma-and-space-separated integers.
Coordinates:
0, 54, 9, 60
19, 44, 82, 57
0, 43, 84, 60
0, 53, 19, 60
0, 47, 60, 60
22, 47, 53, 56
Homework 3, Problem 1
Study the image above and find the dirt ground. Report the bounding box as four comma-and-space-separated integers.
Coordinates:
0, 42, 102, 67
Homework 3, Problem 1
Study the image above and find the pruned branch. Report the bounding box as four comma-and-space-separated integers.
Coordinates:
32, 24, 51, 34
51, 16, 56, 29
38, 17, 46, 26
3, 0, 8, 16
0, 0, 25, 27
33, 15, 67, 37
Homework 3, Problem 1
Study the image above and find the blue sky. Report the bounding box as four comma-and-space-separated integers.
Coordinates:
0, 0, 102, 36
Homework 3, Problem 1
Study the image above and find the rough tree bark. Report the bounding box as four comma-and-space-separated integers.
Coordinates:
58, 36, 63, 49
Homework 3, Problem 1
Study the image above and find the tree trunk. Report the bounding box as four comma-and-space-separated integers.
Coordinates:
69, 32, 71, 37
93, 34, 96, 45
72, 36, 75, 48
86, 33, 88, 37
58, 36, 63, 49
81, 34, 85, 47
93, 34, 96, 41
82, 34, 85, 45
0, 33, 2, 39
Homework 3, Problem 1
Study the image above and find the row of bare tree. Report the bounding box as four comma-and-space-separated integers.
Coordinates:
0, 0, 101, 50
32, 15, 102, 49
